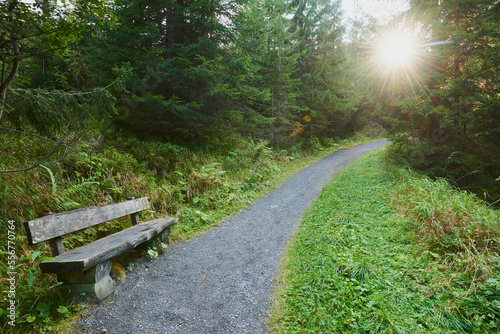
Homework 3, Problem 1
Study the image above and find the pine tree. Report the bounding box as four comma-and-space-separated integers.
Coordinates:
0, 0, 110, 120
389, 0, 500, 201
290, 0, 355, 141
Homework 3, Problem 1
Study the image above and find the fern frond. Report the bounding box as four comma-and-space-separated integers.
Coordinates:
54, 180, 99, 212
55, 199, 82, 212
40, 164, 57, 195
61, 181, 98, 198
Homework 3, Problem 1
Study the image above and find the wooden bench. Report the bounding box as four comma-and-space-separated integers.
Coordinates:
24, 197, 177, 301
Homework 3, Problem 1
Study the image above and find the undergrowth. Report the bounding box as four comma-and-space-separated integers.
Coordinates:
271, 147, 500, 333
0, 128, 372, 333
392, 169, 500, 292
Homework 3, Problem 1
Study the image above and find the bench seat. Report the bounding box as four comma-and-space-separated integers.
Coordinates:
40, 217, 177, 274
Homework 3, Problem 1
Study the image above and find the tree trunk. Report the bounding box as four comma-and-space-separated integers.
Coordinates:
0, 0, 21, 121
0, 43, 20, 121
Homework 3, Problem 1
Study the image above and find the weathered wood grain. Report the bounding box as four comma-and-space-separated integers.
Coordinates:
130, 212, 140, 225
57, 260, 111, 284
40, 218, 177, 273
25, 197, 151, 244
49, 237, 65, 256
157, 227, 171, 255
68, 274, 115, 301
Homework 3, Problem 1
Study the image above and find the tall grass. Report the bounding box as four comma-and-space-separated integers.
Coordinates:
391, 168, 500, 308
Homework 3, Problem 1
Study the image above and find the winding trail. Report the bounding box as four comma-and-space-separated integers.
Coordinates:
77, 140, 388, 334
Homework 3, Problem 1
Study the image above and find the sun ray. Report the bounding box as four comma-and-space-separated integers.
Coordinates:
348, 19, 449, 111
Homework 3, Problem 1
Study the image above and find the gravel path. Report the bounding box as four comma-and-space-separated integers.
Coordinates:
77, 140, 388, 334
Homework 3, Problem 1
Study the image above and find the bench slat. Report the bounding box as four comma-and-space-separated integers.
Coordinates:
25, 198, 151, 244
39, 218, 177, 273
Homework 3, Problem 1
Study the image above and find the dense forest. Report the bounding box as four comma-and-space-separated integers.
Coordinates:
1, 0, 498, 197
1, 0, 499, 331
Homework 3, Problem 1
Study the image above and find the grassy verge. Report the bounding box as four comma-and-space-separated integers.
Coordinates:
271, 147, 500, 333
0, 130, 375, 333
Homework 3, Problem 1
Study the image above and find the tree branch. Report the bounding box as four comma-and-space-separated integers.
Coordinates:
0, 126, 81, 152
10, 80, 118, 96
487, 198, 500, 208
0, 112, 86, 174
0, 126, 60, 143
0, 134, 69, 173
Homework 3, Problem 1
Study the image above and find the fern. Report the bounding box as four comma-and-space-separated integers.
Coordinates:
40, 164, 99, 211
40, 165, 57, 195
54, 180, 99, 212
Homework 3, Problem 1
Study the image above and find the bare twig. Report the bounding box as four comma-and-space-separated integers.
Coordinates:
0, 126, 59, 144
0, 135, 69, 173
10, 81, 117, 96
0, 112, 85, 174
488, 198, 500, 208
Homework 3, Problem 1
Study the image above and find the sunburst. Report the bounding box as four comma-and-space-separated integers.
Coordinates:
377, 31, 417, 69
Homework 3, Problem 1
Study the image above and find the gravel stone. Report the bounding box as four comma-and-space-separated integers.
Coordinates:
77, 141, 388, 334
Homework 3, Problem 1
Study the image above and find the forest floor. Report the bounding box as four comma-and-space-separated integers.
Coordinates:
74, 141, 388, 334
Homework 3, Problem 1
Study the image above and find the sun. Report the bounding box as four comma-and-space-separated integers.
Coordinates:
377, 31, 416, 68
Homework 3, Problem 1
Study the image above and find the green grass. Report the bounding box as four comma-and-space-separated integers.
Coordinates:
271, 147, 500, 333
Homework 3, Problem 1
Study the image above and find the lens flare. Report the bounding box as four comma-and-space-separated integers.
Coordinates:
351, 20, 444, 108
377, 31, 416, 68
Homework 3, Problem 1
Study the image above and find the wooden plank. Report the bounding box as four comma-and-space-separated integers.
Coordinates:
58, 260, 111, 284
130, 212, 140, 225
157, 227, 171, 255
25, 197, 151, 244
49, 237, 65, 256
40, 218, 177, 273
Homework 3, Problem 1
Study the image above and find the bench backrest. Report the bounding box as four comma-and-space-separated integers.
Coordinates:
24, 197, 151, 246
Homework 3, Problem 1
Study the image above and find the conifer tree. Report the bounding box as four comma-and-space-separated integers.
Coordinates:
290, 0, 354, 141
0, 0, 110, 120
390, 0, 500, 200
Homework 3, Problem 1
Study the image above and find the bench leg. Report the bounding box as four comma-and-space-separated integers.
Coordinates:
159, 226, 171, 244
57, 260, 114, 301
156, 226, 171, 255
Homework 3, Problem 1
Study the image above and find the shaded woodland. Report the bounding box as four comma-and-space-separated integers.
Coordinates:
1, 0, 498, 198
